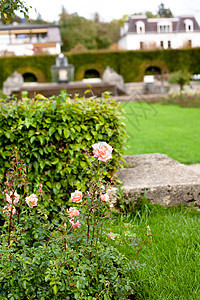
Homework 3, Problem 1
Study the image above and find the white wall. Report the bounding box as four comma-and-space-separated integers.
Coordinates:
0, 38, 61, 56
118, 32, 200, 50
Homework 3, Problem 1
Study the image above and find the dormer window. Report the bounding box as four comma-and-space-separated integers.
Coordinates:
136, 21, 145, 33
184, 19, 194, 32
157, 21, 172, 33
159, 25, 170, 33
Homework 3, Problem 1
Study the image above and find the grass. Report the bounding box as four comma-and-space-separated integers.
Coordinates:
120, 102, 200, 164
110, 203, 200, 299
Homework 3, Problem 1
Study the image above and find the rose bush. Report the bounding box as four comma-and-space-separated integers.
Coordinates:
0, 144, 146, 299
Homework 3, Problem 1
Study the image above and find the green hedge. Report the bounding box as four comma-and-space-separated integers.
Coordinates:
0, 55, 56, 87
0, 91, 126, 204
0, 48, 200, 88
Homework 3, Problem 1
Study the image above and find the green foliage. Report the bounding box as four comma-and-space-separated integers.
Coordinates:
0, 243, 135, 299
0, 91, 126, 205
0, 47, 200, 86
0, 54, 55, 89
117, 188, 153, 218
0, 148, 137, 299
0, 0, 31, 23
145, 11, 158, 18
169, 70, 191, 91
162, 90, 200, 107
157, 2, 173, 18
58, 7, 120, 51
0, 48, 200, 87
94, 20, 120, 50
60, 13, 97, 51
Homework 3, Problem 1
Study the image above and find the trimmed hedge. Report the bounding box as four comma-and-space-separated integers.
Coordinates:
0, 91, 126, 205
0, 55, 56, 87
0, 48, 200, 88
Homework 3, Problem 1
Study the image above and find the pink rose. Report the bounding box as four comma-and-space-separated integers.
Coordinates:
109, 232, 115, 240
69, 218, 81, 228
3, 204, 16, 216
25, 194, 38, 208
6, 191, 20, 205
100, 193, 109, 202
100, 185, 106, 190
71, 190, 82, 203
67, 207, 80, 218
92, 142, 113, 163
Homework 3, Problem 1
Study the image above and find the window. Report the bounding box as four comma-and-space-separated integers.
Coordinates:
157, 21, 172, 33
16, 34, 28, 39
140, 41, 144, 49
168, 41, 171, 48
184, 19, 194, 32
188, 40, 192, 47
159, 25, 170, 33
136, 21, 145, 33
160, 41, 164, 48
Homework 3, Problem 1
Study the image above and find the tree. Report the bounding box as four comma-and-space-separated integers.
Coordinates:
117, 14, 129, 26
59, 14, 97, 51
58, 8, 120, 52
169, 70, 191, 91
94, 20, 120, 49
157, 3, 173, 18
58, 6, 72, 25
145, 11, 158, 18
0, 0, 31, 23
30, 13, 49, 24
93, 12, 100, 23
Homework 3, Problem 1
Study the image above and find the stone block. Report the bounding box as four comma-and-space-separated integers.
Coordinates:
108, 154, 200, 209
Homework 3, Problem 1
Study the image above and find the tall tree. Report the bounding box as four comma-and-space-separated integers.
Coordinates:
58, 6, 72, 25
93, 12, 100, 23
157, 3, 173, 18
93, 20, 120, 49
58, 9, 120, 52
59, 13, 97, 51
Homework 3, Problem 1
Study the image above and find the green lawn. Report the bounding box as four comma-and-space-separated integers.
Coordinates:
110, 205, 200, 299
120, 102, 200, 164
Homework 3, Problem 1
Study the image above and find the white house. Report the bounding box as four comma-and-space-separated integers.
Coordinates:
0, 23, 62, 56
118, 15, 200, 50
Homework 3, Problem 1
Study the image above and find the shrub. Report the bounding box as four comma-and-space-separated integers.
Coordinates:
0, 91, 126, 206
0, 144, 143, 299
169, 70, 191, 91
162, 90, 200, 107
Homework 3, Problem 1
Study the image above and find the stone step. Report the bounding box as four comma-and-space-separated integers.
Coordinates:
109, 154, 200, 208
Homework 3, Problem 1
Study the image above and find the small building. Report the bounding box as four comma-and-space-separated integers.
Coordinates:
0, 23, 62, 56
118, 15, 200, 50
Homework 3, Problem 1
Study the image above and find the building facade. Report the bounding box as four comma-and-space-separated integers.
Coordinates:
118, 15, 200, 50
0, 23, 62, 56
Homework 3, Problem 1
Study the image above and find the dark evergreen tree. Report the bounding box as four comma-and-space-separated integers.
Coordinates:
157, 3, 173, 18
